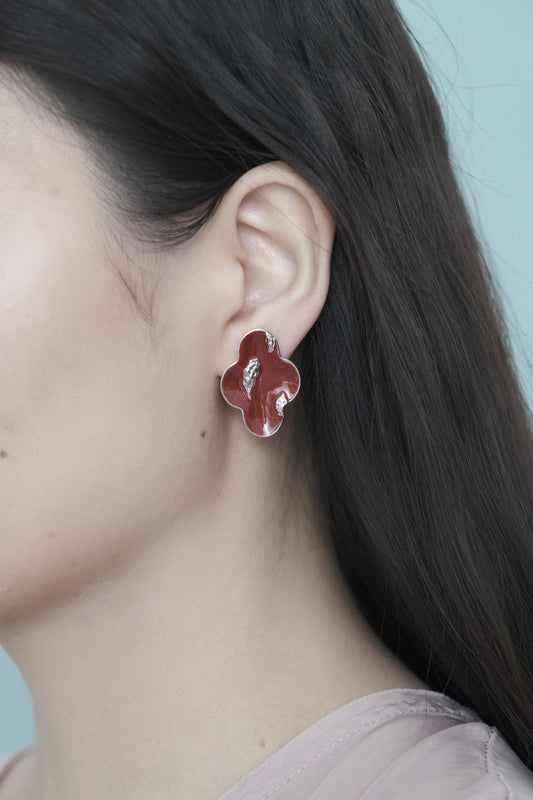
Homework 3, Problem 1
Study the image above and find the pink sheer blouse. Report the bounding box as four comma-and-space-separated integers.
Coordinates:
2, 687, 533, 798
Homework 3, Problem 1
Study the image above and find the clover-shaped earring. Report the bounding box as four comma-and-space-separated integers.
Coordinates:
220, 329, 301, 437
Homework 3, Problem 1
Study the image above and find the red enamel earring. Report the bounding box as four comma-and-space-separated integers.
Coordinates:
220, 329, 301, 437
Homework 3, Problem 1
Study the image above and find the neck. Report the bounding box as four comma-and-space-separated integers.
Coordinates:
1, 442, 422, 800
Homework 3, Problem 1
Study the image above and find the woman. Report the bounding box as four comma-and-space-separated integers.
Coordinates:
0, 1, 532, 798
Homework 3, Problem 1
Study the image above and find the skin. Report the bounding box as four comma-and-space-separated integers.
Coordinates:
0, 73, 427, 800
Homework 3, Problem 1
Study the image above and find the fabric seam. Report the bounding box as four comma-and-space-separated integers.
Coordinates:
485, 726, 512, 800
258, 706, 475, 800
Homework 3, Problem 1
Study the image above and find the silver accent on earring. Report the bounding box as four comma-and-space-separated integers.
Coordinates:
265, 332, 276, 353
243, 357, 261, 400
275, 392, 288, 416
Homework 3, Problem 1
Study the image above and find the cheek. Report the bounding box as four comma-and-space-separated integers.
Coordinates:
0, 193, 210, 626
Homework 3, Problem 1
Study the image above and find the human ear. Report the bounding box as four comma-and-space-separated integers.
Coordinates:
209, 160, 336, 373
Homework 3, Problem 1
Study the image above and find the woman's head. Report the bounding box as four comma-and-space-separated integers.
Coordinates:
0, 69, 335, 623
1, 0, 533, 769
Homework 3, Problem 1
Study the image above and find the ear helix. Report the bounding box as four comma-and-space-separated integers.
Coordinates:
219, 329, 301, 437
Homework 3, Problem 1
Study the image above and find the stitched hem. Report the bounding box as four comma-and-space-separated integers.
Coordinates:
485, 727, 512, 800
259, 704, 474, 800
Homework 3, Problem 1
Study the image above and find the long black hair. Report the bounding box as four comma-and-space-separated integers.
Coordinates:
2, 0, 533, 769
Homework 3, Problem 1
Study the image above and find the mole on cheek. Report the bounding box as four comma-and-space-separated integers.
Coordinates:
0, 451, 7, 458
200, 431, 206, 439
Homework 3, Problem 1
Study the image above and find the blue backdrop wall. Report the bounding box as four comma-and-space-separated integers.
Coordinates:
1, 0, 532, 754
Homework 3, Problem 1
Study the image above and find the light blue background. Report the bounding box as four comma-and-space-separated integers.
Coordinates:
1, 0, 532, 754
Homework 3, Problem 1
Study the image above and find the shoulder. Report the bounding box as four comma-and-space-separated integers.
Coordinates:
219, 688, 533, 800
0, 747, 33, 785
482, 726, 533, 799
0, 752, 18, 775
343, 694, 533, 799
